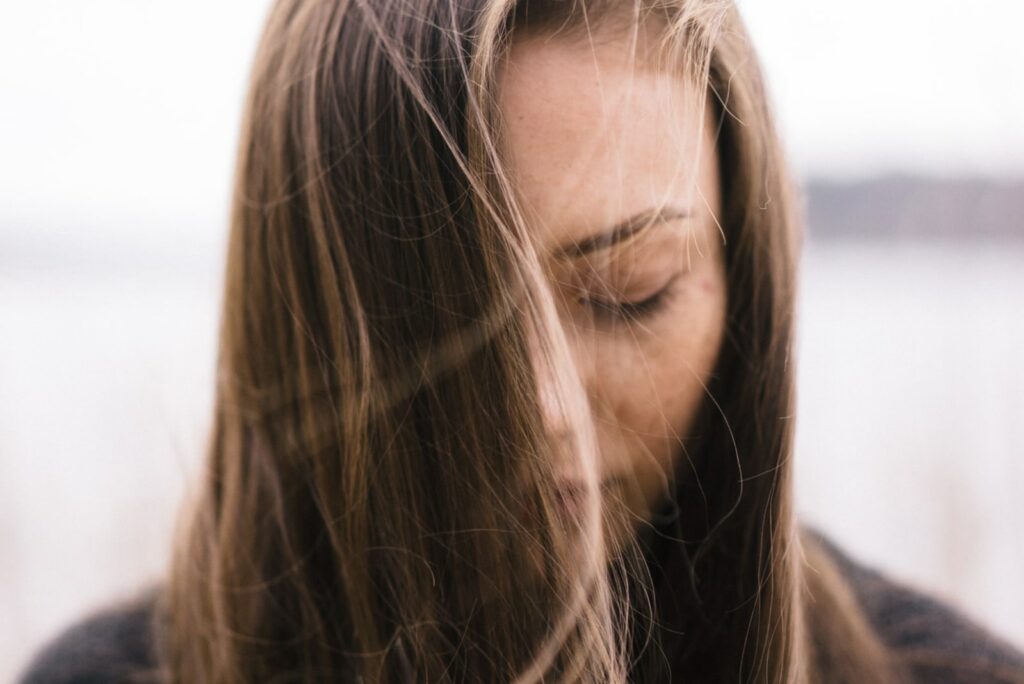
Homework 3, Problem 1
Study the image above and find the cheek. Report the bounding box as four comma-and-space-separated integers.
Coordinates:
585, 269, 726, 524
599, 272, 726, 457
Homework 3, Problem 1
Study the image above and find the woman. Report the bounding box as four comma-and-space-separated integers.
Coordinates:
20, 0, 1024, 681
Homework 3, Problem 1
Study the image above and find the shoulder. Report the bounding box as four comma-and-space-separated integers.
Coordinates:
18, 586, 164, 684
807, 528, 1024, 683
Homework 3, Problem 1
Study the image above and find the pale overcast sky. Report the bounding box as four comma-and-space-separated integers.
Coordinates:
1, 1, 1022, 244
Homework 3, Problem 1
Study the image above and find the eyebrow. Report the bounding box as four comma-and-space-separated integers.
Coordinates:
551, 205, 692, 260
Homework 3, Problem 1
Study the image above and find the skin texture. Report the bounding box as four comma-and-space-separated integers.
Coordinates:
498, 24, 727, 546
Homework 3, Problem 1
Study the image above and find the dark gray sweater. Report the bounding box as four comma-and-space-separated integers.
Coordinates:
17, 534, 1024, 683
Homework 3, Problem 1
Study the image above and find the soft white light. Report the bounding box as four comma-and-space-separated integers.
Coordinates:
738, 0, 1024, 178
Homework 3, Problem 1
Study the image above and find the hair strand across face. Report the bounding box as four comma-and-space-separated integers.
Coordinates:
158, 1, 909, 682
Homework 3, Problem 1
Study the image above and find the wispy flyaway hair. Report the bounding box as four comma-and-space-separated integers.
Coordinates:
158, 1, 908, 681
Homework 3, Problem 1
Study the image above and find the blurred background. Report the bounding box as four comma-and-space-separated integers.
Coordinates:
1, 0, 1022, 679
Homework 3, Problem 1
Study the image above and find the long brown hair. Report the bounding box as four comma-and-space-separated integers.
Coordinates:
157, 0, 907, 681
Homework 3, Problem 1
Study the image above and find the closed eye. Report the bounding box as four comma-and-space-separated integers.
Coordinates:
580, 275, 680, 324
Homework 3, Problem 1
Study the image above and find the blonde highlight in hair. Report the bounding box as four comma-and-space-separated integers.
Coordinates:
155, 1, 909, 681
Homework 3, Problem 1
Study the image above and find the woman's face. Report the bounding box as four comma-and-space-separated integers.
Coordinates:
498, 27, 727, 538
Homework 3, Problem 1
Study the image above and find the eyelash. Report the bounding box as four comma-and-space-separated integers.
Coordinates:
579, 276, 680, 324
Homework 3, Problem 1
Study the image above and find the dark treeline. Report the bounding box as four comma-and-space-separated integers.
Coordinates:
806, 176, 1024, 242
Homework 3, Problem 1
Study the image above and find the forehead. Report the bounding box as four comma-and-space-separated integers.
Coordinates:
496, 26, 713, 253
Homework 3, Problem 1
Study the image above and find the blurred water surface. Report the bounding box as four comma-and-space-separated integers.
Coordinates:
2, 239, 1022, 680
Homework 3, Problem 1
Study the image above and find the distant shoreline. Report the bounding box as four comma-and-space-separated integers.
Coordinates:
804, 176, 1024, 241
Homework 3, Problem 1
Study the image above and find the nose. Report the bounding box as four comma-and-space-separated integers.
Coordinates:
528, 316, 584, 446
535, 351, 573, 443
